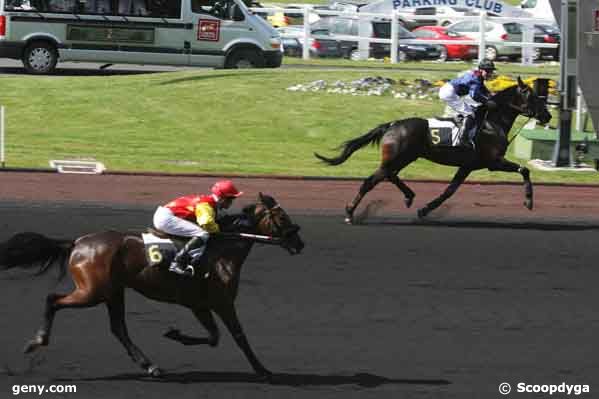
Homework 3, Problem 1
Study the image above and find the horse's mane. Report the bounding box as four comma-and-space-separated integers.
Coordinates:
490, 84, 519, 105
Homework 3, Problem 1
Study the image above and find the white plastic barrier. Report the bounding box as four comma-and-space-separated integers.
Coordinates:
252, 6, 558, 64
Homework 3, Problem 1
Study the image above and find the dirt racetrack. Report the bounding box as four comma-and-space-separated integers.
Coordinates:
0, 171, 598, 398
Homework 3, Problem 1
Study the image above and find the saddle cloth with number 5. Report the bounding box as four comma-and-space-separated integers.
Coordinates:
427, 118, 461, 147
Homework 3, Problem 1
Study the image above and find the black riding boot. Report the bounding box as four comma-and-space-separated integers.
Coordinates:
169, 236, 205, 277
459, 115, 476, 149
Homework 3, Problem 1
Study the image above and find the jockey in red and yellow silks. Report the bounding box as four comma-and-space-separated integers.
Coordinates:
152, 180, 243, 277
163, 194, 221, 234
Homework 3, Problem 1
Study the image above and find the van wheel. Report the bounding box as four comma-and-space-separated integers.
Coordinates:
225, 49, 264, 69
23, 41, 58, 74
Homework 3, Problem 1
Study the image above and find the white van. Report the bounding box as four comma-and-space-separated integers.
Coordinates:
0, 0, 282, 73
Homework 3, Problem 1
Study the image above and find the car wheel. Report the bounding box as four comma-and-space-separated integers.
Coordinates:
350, 49, 361, 61
485, 46, 498, 61
225, 49, 264, 69
22, 41, 58, 74
438, 46, 448, 62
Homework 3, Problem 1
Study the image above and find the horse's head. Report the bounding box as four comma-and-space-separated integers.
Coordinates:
514, 76, 552, 125
246, 193, 304, 255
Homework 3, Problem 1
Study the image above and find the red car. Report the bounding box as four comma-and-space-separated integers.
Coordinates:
412, 25, 478, 61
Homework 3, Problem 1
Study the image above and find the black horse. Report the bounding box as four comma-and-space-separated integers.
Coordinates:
0, 193, 304, 378
315, 77, 552, 223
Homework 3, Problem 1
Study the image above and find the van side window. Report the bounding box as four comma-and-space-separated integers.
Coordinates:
118, 0, 180, 17
192, 0, 234, 20
80, 0, 113, 14
5, 0, 36, 10
47, 0, 77, 12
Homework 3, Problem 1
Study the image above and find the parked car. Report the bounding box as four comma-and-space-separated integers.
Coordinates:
446, 19, 524, 61
534, 23, 560, 60
277, 27, 342, 58
311, 17, 442, 61
412, 25, 478, 61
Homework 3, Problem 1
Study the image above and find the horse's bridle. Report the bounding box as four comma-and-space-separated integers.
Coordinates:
255, 204, 299, 245
507, 102, 535, 118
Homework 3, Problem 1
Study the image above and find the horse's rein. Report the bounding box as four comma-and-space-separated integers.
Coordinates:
506, 102, 534, 145
507, 117, 532, 146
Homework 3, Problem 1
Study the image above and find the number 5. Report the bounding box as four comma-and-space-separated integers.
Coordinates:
430, 128, 441, 145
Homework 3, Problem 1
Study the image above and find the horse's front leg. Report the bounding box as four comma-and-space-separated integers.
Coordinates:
488, 158, 533, 210
418, 167, 471, 218
214, 303, 271, 379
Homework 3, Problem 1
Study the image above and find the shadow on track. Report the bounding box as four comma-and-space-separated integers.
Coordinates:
359, 218, 599, 231
57, 371, 451, 388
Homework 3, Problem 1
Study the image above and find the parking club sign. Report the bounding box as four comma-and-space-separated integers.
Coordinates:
389, 0, 518, 17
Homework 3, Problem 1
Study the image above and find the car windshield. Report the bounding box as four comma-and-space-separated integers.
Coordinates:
373, 22, 414, 39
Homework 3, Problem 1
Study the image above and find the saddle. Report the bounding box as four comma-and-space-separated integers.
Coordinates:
146, 228, 187, 248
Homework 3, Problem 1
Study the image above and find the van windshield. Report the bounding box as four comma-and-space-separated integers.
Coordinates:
520, 0, 537, 8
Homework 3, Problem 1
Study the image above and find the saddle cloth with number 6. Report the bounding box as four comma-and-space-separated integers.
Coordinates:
141, 233, 178, 268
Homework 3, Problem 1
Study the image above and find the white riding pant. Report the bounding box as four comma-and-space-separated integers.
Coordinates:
153, 206, 210, 240
439, 83, 476, 116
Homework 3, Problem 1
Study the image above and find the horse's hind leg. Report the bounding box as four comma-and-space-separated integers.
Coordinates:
106, 290, 161, 377
345, 167, 387, 224
388, 174, 415, 208
387, 157, 418, 208
24, 289, 101, 354
163, 308, 220, 347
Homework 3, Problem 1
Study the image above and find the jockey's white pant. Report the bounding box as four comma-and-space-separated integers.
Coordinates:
153, 206, 210, 240
439, 83, 476, 116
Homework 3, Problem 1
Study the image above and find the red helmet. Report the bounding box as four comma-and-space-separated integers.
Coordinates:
211, 180, 243, 198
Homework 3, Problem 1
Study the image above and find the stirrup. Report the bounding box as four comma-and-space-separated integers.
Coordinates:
169, 263, 195, 277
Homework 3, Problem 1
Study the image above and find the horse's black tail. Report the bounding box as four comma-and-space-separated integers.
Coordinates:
0, 232, 74, 279
314, 121, 394, 166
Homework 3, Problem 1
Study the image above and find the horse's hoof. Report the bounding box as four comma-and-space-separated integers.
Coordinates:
344, 216, 353, 225
23, 333, 45, 354
163, 328, 180, 340
524, 199, 533, 210
405, 196, 414, 208
23, 339, 41, 354
255, 368, 273, 382
147, 365, 163, 378
417, 208, 428, 219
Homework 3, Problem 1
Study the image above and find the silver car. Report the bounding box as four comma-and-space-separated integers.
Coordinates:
446, 20, 523, 61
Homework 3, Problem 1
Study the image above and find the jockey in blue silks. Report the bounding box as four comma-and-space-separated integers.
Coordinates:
439, 59, 498, 149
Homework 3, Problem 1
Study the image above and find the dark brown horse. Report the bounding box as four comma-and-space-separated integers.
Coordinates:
0, 193, 304, 378
315, 77, 552, 223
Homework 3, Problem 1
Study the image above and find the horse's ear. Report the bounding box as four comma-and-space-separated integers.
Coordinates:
258, 192, 265, 203
517, 76, 526, 89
